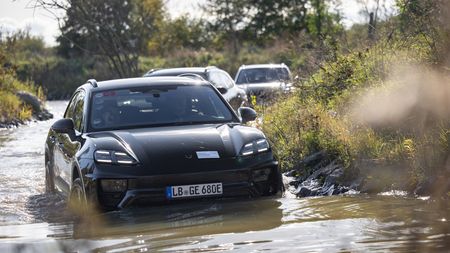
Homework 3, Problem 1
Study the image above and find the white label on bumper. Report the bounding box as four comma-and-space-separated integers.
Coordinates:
196, 151, 220, 159
166, 183, 223, 199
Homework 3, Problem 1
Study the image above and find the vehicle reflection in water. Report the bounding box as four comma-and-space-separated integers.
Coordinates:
98, 198, 282, 236
67, 198, 283, 251
0, 101, 449, 252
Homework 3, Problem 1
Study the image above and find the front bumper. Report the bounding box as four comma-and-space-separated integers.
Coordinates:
86, 161, 280, 210
239, 83, 294, 97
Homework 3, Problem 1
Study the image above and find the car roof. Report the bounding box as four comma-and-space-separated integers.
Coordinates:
84, 76, 209, 92
238, 64, 288, 70
144, 67, 218, 77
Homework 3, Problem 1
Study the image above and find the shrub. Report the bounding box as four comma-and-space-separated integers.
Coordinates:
261, 34, 448, 192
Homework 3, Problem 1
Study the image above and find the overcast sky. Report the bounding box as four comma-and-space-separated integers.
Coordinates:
0, 0, 396, 46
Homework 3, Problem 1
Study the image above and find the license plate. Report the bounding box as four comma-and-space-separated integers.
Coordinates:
166, 183, 223, 199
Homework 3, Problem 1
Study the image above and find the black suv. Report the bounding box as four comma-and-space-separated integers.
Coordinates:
144, 67, 248, 110
45, 77, 282, 211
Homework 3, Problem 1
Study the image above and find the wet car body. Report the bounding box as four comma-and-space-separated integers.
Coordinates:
44, 77, 281, 211
235, 64, 294, 98
144, 67, 248, 110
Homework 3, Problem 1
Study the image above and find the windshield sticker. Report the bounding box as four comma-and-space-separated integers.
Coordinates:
196, 151, 220, 159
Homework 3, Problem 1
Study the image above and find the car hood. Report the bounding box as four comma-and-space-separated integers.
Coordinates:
87, 124, 266, 173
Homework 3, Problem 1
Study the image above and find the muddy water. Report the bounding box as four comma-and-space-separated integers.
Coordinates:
0, 101, 449, 252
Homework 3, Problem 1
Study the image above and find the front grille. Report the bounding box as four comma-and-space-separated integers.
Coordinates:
128, 169, 250, 190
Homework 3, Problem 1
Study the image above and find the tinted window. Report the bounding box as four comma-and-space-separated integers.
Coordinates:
208, 70, 233, 89
236, 67, 291, 84
90, 85, 234, 131
64, 92, 80, 119
72, 92, 85, 132
64, 91, 85, 132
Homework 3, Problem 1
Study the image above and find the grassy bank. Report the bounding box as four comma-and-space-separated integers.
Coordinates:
260, 35, 450, 194
0, 47, 45, 126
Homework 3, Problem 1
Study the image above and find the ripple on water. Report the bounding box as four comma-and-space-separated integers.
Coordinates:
0, 101, 67, 225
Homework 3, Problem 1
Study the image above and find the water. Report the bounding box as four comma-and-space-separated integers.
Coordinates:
0, 101, 449, 252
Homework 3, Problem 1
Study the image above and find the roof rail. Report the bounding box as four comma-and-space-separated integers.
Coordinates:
144, 68, 161, 76
205, 66, 217, 72
87, 79, 98, 88
177, 73, 206, 81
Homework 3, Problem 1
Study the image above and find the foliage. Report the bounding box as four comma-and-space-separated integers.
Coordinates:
147, 16, 211, 56
16, 55, 112, 99
203, 0, 249, 54
203, 0, 343, 53
21, 0, 344, 98
396, 0, 450, 64
0, 39, 42, 124
261, 26, 450, 190
37, 0, 165, 77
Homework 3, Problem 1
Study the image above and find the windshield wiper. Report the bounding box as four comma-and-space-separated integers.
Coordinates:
168, 121, 197, 126
215, 122, 240, 128
171, 121, 223, 126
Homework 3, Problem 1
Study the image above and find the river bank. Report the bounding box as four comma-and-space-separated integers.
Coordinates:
0, 91, 53, 129
284, 151, 450, 199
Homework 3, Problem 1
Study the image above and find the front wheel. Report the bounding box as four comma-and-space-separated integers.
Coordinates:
69, 178, 87, 215
267, 168, 284, 196
45, 161, 55, 193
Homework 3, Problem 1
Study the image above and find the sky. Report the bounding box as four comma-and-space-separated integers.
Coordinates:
0, 0, 396, 47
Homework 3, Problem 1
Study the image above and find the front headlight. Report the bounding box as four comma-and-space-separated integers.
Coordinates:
240, 139, 270, 156
94, 150, 138, 165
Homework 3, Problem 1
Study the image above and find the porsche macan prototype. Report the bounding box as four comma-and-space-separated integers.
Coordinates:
45, 77, 282, 211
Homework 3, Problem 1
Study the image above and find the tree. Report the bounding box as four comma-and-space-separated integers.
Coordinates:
204, 0, 342, 50
203, 0, 250, 55
147, 16, 210, 56
356, 0, 394, 40
35, 0, 165, 78
248, 0, 308, 39
310, 0, 343, 38
396, 0, 450, 65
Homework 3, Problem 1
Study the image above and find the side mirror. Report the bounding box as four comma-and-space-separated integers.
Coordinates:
238, 107, 257, 124
52, 118, 75, 134
217, 87, 228, 94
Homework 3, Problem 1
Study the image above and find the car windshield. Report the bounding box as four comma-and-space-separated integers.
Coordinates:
89, 85, 234, 131
236, 67, 290, 84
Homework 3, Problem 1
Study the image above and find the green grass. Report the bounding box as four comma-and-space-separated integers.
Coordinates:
0, 48, 43, 124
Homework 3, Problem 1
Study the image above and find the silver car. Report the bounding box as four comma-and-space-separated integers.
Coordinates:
235, 64, 294, 98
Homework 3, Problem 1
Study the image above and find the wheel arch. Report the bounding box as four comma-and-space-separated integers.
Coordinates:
71, 161, 87, 202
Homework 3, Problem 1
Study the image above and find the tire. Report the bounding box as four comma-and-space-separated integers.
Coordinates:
266, 168, 284, 196
45, 161, 55, 193
275, 169, 285, 196
69, 178, 87, 215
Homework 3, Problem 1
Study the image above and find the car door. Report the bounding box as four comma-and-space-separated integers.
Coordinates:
53, 91, 85, 193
